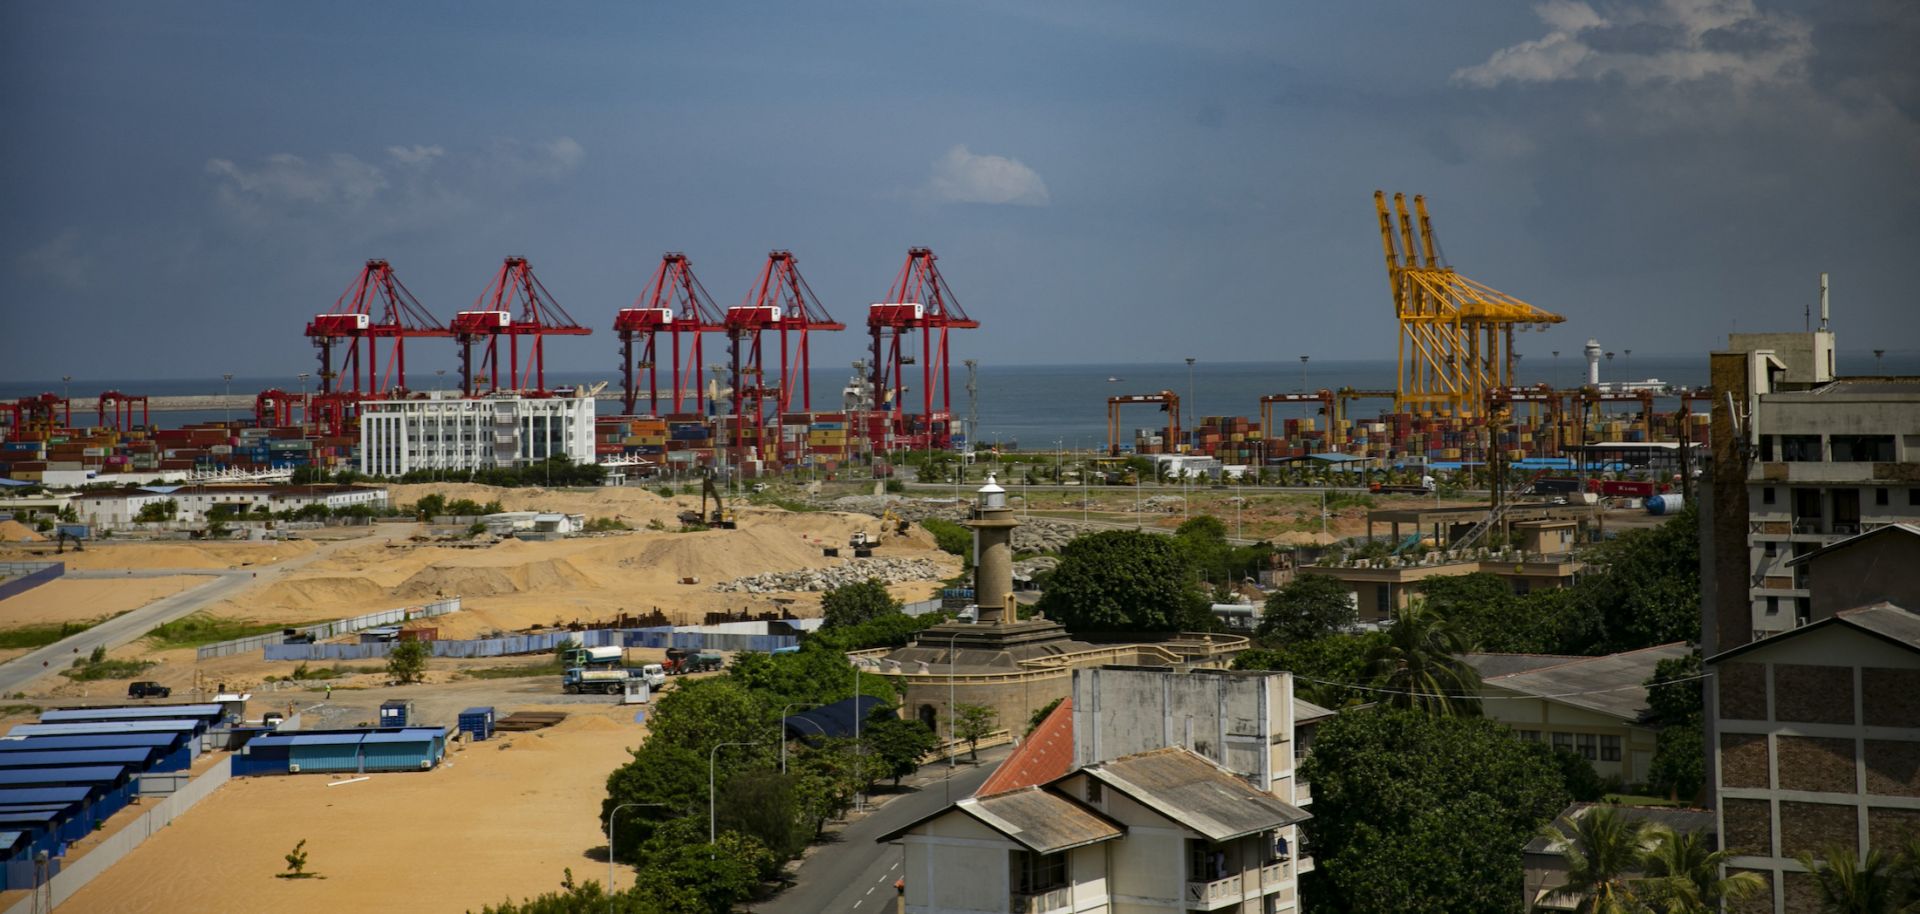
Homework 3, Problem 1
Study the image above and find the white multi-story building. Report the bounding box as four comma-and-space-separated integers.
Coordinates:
358, 392, 596, 477
71, 484, 387, 528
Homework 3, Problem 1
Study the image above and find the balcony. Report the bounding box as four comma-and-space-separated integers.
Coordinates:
1260, 861, 1289, 886
1185, 873, 1243, 910
1010, 886, 1072, 913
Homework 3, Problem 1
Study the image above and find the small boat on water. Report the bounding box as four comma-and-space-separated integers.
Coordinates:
1106, 376, 1122, 382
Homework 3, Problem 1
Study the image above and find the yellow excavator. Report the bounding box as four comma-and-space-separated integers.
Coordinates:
677, 469, 737, 529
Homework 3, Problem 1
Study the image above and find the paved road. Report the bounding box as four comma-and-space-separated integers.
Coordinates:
758, 749, 1007, 914
0, 536, 366, 695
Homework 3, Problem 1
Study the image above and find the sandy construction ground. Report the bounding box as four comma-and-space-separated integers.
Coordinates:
0, 539, 315, 571
60, 708, 648, 914
0, 575, 204, 626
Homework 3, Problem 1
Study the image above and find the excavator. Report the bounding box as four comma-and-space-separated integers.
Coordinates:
677, 469, 737, 529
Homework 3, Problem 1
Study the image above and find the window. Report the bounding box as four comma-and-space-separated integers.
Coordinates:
1600, 735, 1622, 762
1831, 435, 1895, 462
1576, 733, 1598, 761
1766, 597, 1780, 616
1760, 436, 1775, 461
1781, 436, 1823, 462
1552, 732, 1573, 753
1876, 488, 1889, 506
1911, 488, 1920, 507
1375, 586, 1390, 617
1516, 729, 1541, 743
1762, 487, 1776, 505
1764, 541, 1778, 558
1189, 842, 1229, 882
1015, 851, 1067, 894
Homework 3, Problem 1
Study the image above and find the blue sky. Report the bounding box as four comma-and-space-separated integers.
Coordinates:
2, 0, 1915, 382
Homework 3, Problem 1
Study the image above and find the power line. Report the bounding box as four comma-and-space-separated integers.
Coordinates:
1291, 670, 1712, 702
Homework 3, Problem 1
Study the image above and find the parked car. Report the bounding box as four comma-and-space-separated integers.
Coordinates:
127, 681, 171, 699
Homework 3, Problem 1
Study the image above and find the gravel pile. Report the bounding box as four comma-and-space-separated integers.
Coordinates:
821, 494, 1088, 554
712, 556, 946, 593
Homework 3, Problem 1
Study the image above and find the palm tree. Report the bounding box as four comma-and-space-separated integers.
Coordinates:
1540, 806, 1651, 913
1795, 846, 1902, 914
1364, 600, 1482, 716
1634, 824, 1765, 913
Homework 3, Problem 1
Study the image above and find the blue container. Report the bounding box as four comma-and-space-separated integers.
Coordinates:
457, 707, 494, 741
378, 700, 413, 728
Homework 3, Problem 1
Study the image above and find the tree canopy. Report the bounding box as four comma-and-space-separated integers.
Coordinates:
820, 578, 904, 629
1258, 573, 1356, 643
1035, 530, 1209, 633
1302, 707, 1569, 914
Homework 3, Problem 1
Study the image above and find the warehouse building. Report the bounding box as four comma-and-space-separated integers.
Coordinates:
70, 483, 387, 528
233, 727, 448, 776
358, 391, 596, 477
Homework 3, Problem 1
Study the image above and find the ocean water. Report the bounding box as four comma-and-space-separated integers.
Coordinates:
9, 350, 1917, 449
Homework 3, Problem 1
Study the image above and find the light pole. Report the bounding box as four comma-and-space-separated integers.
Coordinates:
605, 802, 665, 904
1184, 358, 1196, 450
709, 741, 759, 849
947, 631, 962, 780
1623, 349, 1632, 382
222, 373, 234, 425
1299, 355, 1309, 393
853, 660, 865, 811
777, 703, 813, 774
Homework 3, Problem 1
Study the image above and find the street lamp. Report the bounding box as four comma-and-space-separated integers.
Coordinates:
222, 373, 234, 425
1299, 355, 1309, 393
777, 703, 813, 774
709, 741, 759, 848
1623, 349, 1632, 382
605, 802, 665, 904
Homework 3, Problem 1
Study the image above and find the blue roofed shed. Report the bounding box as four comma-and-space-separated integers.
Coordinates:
0, 749, 158, 770
782, 696, 889, 742
284, 733, 365, 775
8, 720, 205, 739
0, 733, 184, 752
360, 728, 446, 772
38, 704, 224, 725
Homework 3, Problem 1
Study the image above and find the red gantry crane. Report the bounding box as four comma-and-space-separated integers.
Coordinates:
866, 247, 978, 450
305, 260, 449, 396
453, 257, 591, 396
96, 391, 149, 433
725, 251, 846, 450
3, 394, 70, 443
616, 253, 725, 416
1107, 391, 1180, 457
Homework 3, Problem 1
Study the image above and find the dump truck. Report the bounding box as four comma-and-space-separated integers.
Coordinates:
662, 647, 723, 675
563, 667, 633, 694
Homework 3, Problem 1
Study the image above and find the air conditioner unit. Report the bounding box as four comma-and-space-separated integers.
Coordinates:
288, 763, 300, 774
420, 759, 432, 770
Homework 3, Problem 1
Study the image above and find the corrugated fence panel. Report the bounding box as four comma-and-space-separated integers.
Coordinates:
0, 562, 64, 603
201, 598, 460, 660
260, 625, 798, 662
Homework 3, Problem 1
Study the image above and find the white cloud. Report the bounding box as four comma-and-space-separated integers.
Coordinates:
205, 152, 388, 208
488, 135, 586, 178
386, 144, 446, 166
1454, 0, 1811, 88
18, 229, 94, 288
924, 145, 1051, 206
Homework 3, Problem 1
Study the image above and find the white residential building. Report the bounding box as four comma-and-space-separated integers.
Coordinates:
358, 392, 596, 477
71, 484, 388, 528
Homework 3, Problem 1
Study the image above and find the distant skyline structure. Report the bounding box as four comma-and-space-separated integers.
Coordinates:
2, 3, 1916, 383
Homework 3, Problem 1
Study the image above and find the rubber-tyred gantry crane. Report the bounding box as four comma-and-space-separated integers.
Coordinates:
255, 389, 301, 428
96, 391, 149, 432
867, 247, 978, 450
616, 253, 725, 416
725, 251, 845, 450
1259, 390, 1338, 460
1106, 391, 1179, 457
3, 394, 70, 443
453, 257, 591, 396
304, 260, 449, 396
1374, 191, 1564, 417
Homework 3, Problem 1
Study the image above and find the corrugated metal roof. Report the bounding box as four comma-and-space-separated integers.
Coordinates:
0, 750, 153, 769
40, 704, 223, 723
1461, 652, 1587, 680
1478, 642, 1691, 723
1836, 602, 1920, 646
783, 696, 888, 740
361, 728, 445, 744
958, 787, 1124, 854
0, 787, 95, 806
0, 733, 182, 751
0, 809, 62, 824
0, 766, 127, 786
8, 720, 203, 737
252, 733, 363, 748
1784, 524, 1920, 567
977, 699, 1074, 798
1292, 697, 1337, 725
1083, 747, 1310, 841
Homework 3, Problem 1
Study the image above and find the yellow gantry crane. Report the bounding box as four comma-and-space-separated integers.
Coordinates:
1374, 191, 1564, 417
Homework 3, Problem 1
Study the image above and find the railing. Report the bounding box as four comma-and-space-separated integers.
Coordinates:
1185, 873, 1243, 908
1792, 518, 1823, 535
197, 598, 462, 660
1010, 885, 1072, 913
1260, 861, 1288, 886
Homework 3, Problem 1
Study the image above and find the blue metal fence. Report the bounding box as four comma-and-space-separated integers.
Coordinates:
0, 562, 63, 603
262, 626, 798, 662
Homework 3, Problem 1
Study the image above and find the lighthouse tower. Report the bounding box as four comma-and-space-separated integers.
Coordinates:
964, 473, 1020, 623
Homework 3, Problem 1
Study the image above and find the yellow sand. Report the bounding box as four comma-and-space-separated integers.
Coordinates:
0, 575, 203, 625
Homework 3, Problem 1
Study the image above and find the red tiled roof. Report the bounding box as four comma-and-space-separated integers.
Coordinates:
976, 698, 1073, 798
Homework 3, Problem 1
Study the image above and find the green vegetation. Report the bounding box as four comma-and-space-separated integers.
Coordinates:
819, 578, 903, 629
386, 640, 429, 684
954, 703, 997, 761
1036, 529, 1210, 633
1361, 601, 1482, 716
133, 499, 179, 523
1302, 707, 1570, 914
0, 618, 109, 650
919, 517, 972, 563
1643, 650, 1705, 804
0, 704, 42, 717
145, 612, 312, 650
1256, 573, 1356, 643
376, 456, 605, 488
582, 517, 631, 533
1025, 697, 1064, 736
460, 660, 565, 680
267, 663, 380, 682
62, 656, 157, 681
1534, 806, 1767, 912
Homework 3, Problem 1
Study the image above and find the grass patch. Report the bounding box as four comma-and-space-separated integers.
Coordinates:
0, 704, 41, 717
458, 660, 564, 680
62, 658, 156, 682
0, 620, 103, 650
144, 612, 309, 650
265, 663, 382, 682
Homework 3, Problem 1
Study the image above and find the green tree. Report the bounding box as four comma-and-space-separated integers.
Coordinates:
1572, 505, 1701, 652
820, 578, 903, 629
283, 838, 310, 877
1174, 514, 1230, 585
1644, 651, 1705, 803
1036, 530, 1208, 633
954, 703, 996, 761
1257, 574, 1356, 643
134, 499, 179, 523
385, 640, 428, 684
1794, 846, 1904, 914
863, 714, 936, 787
920, 518, 973, 565
1235, 631, 1388, 709
1362, 602, 1482, 716
1414, 573, 1548, 653
415, 493, 447, 518
1302, 707, 1569, 914
1025, 697, 1064, 736
1554, 748, 1609, 803
1635, 824, 1766, 914
1539, 805, 1649, 913
714, 769, 810, 861
631, 819, 771, 914
469, 880, 658, 914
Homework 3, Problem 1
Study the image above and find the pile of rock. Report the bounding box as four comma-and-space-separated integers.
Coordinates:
712, 557, 945, 593
821, 494, 1086, 554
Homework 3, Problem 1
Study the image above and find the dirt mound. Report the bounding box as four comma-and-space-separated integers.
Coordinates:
0, 519, 45, 542
392, 557, 598, 600
250, 575, 392, 610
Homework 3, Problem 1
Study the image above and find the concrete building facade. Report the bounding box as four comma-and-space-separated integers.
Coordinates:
357, 392, 595, 477
1707, 604, 1920, 913
1464, 644, 1688, 787
71, 484, 388, 528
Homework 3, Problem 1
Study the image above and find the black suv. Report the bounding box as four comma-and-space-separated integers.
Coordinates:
127, 681, 171, 699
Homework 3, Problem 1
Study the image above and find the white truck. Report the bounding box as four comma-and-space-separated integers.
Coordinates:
563, 667, 632, 694
639, 664, 667, 688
